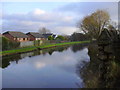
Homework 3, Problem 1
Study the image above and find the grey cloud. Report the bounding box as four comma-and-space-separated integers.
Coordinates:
2, 8, 77, 34
59, 2, 118, 21
2, 2, 118, 35
3, 10, 76, 23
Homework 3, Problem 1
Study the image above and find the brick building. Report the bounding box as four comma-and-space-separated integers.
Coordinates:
26, 32, 45, 41
3, 31, 30, 42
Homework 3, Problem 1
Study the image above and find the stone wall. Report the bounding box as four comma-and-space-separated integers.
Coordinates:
20, 40, 43, 47
20, 41, 34, 47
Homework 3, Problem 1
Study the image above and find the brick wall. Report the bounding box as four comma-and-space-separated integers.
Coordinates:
3, 33, 14, 41
26, 34, 35, 41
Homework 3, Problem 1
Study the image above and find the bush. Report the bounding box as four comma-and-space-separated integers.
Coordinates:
2, 37, 20, 51
70, 33, 89, 41
48, 35, 54, 40
55, 35, 65, 41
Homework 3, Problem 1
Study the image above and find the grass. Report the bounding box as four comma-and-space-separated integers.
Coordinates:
0, 40, 90, 56
39, 41, 90, 48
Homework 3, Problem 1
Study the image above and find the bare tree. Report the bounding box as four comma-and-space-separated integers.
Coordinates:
38, 27, 51, 34
77, 10, 110, 39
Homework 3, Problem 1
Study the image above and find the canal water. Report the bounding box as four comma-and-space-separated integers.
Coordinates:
1, 43, 120, 88
2, 44, 90, 88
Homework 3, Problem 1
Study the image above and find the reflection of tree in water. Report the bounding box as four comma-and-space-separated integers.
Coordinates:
48, 46, 69, 55
1, 46, 69, 69
71, 43, 89, 53
2, 54, 22, 68
77, 43, 120, 88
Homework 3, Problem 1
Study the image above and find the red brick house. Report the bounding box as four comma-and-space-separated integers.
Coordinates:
3, 31, 30, 42
0, 33, 2, 37
26, 32, 45, 41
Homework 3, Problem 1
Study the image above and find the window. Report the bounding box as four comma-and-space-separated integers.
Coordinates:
14, 38, 16, 40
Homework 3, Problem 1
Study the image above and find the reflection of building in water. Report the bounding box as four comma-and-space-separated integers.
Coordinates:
1, 46, 70, 69
20, 52, 34, 59
40, 50, 43, 54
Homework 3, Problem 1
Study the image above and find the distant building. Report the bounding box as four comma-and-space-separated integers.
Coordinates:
26, 32, 45, 41
42, 33, 56, 39
70, 33, 89, 41
3, 31, 30, 42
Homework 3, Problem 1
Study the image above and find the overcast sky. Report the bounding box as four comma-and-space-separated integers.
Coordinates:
1, 2, 118, 35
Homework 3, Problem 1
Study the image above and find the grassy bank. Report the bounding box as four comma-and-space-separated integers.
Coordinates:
0, 41, 90, 56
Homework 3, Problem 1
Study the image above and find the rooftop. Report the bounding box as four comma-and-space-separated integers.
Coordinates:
26, 32, 45, 38
42, 33, 56, 38
3, 31, 29, 38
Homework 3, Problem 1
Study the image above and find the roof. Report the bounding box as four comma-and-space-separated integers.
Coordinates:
52, 35, 56, 38
42, 33, 54, 38
26, 32, 45, 38
98, 29, 111, 40
97, 29, 112, 45
3, 31, 29, 38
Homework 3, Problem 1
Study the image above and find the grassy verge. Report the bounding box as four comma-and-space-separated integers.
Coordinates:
38, 41, 90, 48
0, 40, 90, 56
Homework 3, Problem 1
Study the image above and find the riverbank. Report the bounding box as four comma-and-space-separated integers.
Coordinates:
0, 41, 90, 56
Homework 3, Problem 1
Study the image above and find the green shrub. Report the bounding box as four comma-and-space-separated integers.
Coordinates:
55, 35, 65, 41
48, 35, 54, 40
2, 37, 20, 51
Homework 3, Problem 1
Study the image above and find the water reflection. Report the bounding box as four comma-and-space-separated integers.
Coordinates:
71, 43, 89, 53
1, 46, 69, 69
78, 43, 120, 88
3, 42, 120, 88
2, 44, 89, 88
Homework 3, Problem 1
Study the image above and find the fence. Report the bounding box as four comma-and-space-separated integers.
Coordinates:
34, 40, 43, 46
20, 41, 34, 47
20, 40, 44, 47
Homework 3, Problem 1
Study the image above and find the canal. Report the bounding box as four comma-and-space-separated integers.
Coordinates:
1, 43, 120, 88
